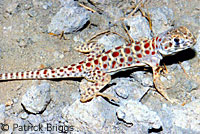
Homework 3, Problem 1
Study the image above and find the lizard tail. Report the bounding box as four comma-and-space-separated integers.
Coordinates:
0, 61, 86, 81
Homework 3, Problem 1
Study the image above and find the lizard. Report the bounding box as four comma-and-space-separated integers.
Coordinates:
0, 26, 196, 103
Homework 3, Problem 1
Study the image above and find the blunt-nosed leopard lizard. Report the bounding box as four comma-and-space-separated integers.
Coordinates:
0, 26, 196, 103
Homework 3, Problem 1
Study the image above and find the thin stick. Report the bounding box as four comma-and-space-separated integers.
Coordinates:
178, 61, 189, 77
122, 22, 134, 43
128, 0, 144, 18
88, 30, 110, 42
78, 3, 96, 13
110, 31, 130, 43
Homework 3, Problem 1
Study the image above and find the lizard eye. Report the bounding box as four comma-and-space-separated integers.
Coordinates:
174, 38, 179, 44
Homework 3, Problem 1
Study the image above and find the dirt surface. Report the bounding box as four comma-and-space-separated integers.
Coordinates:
0, 0, 199, 133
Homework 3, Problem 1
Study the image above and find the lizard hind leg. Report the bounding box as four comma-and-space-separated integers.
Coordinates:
79, 70, 118, 103
74, 41, 105, 54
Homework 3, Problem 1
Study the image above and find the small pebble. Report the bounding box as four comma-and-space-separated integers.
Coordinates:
160, 76, 167, 82
116, 110, 125, 120
115, 88, 129, 99
20, 112, 28, 119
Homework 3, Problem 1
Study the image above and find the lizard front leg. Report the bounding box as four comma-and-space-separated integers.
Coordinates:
152, 66, 177, 103
144, 57, 177, 103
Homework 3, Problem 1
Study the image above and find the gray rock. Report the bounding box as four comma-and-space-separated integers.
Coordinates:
27, 114, 44, 126
21, 82, 51, 114
148, 6, 174, 34
62, 99, 116, 133
178, 14, 200, 27
12, 97, 18, 103
104, 7, 124, 23
97, 34, 126, 51
19, 112, 28, 119
183, 80, 198, 92
193, 33, 200, 57
0, 104, 6, 124
115, 87, 129, 99
131, 71, 153, 87
125, 124, 148, 134
62, 99, 105, 132
111, 78, 133, 99
59, 0, 77, 7
124, 15, 151, 40
42, 1, 52, 10
160, 75, 168, 83
171, 99, 200, 132
158, 99, 200, 133
116, 100, 162, 130
48, 0, 90, 34
28, 9, 38, 17
87, 0, 107, 5
4, 117, 26, 134
112, 77, 151, 101
0, 104, 5, 113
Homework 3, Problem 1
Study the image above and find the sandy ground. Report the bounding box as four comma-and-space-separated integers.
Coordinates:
0, 0, 199, 133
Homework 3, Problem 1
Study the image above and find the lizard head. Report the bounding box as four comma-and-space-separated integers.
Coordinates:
157, 26, 196, 56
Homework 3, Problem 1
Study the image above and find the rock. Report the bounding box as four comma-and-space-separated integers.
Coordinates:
177, 13, 200, 28
115, 87, 129, 99
62, 99, 105, 132
131, 71, 153, 87
172, 100, 200, 132
4, 117, 26, 134
97, 34, 125, 51
59, 0, 77, 7
193, 32, 200, 57
183, 80, 198, 92
160, 99, 200, 133
62, 99, 116, 133
160, 75, 168, 82
21, 82, 51, 114
104, 7, 124, 23
19, 112, 28, 119
42, 1, 52, 10
87, 0, 107, 5
27, 114, 44, 126
148, 6, 174, 34
125, 124, 148, 134
48, 0, 90, 34
12, 98, 18, 104
0, 104, 6, 124
112, 77, 151, 101
116, 100, 162, 130
124, 15, 151, 40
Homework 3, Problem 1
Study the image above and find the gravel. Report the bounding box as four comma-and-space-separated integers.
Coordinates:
0, 0, 199, 133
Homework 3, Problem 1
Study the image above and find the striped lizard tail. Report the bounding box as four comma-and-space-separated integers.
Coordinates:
0, 61, 86, 81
